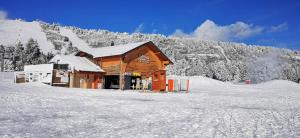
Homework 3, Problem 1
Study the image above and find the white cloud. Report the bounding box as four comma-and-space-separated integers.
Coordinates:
133, 24, 144, 33
0, 10, 7, 20
171, 19, 264, 41
269, 22, 288, 33
170, 20, 289, 42
171, 29, 191, 38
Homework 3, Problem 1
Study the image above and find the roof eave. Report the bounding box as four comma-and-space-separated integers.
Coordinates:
77, 69, 105, 73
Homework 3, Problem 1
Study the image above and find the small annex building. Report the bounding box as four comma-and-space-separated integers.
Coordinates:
22, 64, 54, 84
49, 55, 105, 89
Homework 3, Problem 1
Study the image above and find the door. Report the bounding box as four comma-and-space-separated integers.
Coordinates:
104, 75, 120, 89
152, 70, 166, 91
124, 75, 131, 90
79, 78, 84, 88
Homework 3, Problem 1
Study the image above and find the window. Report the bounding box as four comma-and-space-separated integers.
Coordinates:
54, 64, 69, 70
154, 73, 158, 81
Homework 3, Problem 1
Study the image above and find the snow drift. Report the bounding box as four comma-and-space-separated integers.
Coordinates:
1, 72, 300, 137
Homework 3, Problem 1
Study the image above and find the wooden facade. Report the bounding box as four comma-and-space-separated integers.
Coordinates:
99, 56, 122, 75
88, 41, 173, 91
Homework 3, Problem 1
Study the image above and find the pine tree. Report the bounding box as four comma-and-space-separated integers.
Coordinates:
5, 46, 15, 71
25, 38, 43, 65
46, 52, 54, 61
14, 42, 25, 71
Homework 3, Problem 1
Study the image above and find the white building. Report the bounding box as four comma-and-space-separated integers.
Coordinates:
24, 64, 54, 84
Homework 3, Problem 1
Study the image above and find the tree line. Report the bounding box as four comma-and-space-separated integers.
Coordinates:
0, 38, 54, 71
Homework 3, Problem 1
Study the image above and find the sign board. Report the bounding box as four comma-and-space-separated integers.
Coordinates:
124, 72, 141, 76
138, 55, 150, 64
56, 70, 69, 83
24, 64, 53, 84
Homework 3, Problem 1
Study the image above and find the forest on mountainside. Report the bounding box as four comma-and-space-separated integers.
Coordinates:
1, 21, 300, 83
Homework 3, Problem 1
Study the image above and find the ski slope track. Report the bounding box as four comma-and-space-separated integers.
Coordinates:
0, 20, 54, 52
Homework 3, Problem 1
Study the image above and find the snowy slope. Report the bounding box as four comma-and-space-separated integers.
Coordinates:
59, 27, 92, 52
253, 79, 300, 90
0, 20, 54, 52
1, 72, 300, 137
168, 75, 231, 91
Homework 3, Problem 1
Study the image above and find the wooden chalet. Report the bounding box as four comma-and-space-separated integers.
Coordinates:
50, 41, 173, 91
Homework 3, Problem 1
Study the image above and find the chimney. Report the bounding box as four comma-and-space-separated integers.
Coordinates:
111, 41, 114, 46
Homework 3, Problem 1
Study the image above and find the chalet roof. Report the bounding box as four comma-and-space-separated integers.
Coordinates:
87, 41, 149, 58
24, 64, 54, 72
50, 55, 104, 72
77, 41, 173, 64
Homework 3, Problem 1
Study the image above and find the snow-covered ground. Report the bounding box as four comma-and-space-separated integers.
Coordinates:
0, 73, 300, 137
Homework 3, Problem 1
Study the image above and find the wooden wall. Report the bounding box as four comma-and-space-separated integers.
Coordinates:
125, 47, 165, 73
121, 46, 167, 91
97, 56, 121, 75
70, 71, 103, 89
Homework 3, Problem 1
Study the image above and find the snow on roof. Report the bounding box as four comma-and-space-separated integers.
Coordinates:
60, 27, 143, 58
50, 55, 104, 72
294, 56, 300, 60
83, 41, 150, 58
24, 64, 54, 72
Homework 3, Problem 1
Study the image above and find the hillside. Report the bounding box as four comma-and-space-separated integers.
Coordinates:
0, 19, 300, 83
0, 19, 54, 52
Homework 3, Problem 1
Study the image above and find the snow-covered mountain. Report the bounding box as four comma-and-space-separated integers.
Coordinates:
0, 19, 54, 52
0, 19, 300, 83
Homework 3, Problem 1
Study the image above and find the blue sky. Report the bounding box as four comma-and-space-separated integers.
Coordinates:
0, 0, 299, 50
